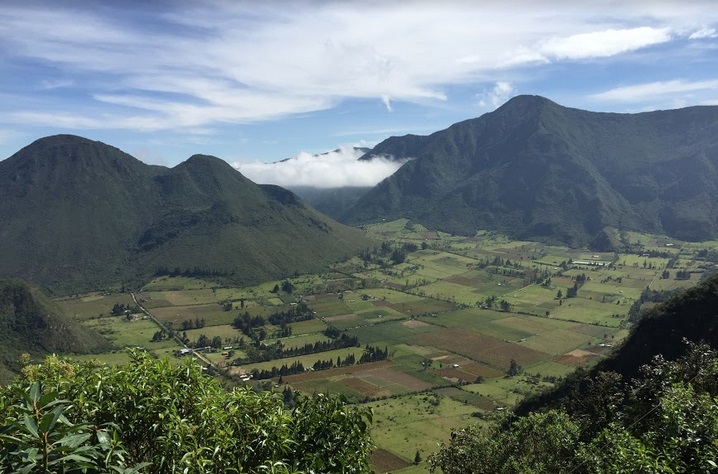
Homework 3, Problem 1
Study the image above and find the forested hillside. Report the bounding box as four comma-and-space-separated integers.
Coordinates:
344, 95, 718, 248
0, 280, 111, 384
0, 135, 369, 294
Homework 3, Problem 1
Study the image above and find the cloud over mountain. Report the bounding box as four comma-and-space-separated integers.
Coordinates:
234, 147, 408, 189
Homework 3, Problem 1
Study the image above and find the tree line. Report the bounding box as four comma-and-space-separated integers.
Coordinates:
249, 344, 389, 380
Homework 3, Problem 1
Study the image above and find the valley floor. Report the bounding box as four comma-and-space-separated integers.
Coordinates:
55, 221, 713, 473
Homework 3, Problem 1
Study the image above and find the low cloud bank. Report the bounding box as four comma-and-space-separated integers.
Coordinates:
235, 146, 408, 189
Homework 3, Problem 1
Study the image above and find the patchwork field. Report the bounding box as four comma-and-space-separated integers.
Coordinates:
54, 222, 718, 473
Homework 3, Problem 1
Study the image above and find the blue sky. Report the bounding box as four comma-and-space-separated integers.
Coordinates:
1, 1, 717, 187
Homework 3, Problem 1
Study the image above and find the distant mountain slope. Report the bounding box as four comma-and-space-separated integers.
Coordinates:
343, 96, 718, 247
0, 280, 111, 383
289, 186, 372, 220
0, 135, 369, 293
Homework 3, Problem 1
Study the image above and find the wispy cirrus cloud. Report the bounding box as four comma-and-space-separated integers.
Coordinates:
1, 1, 718, 165
591, 79, 718, 103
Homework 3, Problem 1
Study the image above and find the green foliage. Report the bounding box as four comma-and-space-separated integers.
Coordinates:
0, 381, 144, 473
1, 351, 373, 473
0, 135, 369, 294
0, 280, 111, 383
430, 342, 718, 473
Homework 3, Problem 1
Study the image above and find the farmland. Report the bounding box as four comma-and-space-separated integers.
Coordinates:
54, 220, 716, 473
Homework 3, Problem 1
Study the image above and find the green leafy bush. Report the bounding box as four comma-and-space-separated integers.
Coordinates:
430, 342, 718, 473
0, 352, 373, 473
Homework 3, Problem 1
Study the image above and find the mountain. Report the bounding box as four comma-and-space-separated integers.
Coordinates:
0, 280, 111, 383
342, 96, 718, 248
288, 185, 372, 220
0, 135, 369, 293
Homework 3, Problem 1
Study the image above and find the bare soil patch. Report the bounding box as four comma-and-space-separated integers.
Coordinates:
555, 349, 596, 366
371, 449, 410, 473
282, 360, 391, 383
446, 275, 477, 286
371, 367, 432, 391
340, 377, 385, 397
414, 328, 549, 370
402, 319, 429, 328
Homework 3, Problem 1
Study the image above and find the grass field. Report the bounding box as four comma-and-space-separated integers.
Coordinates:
55, 220, 718, 474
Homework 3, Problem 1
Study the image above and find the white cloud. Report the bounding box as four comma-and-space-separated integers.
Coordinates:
479, 82, 516, 108
539, 27, 671, 60
591, 79, 718, 102
689, 27, 718, 39
1, 1, 712, 137
234, 146, 408, 189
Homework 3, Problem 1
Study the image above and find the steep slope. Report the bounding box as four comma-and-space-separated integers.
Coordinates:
0, 135, 369, 293
343, 96, 718, 247
0, 280, 111, 383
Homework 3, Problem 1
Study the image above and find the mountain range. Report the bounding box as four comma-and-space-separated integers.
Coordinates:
0, 135, 369, 294
342, 95, 718, 248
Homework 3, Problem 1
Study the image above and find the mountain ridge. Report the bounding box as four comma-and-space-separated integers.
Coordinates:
342, 95, 718, 247
0, 135, 369, 293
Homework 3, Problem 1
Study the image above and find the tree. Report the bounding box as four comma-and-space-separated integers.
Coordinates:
281, 281, 295, 294
414, 449, 422, 464
556, 289, 563, 299
507, 359, 521, 377
390, 248, 406, 264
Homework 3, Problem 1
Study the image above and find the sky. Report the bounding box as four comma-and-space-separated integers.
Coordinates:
1, 0, 717, 188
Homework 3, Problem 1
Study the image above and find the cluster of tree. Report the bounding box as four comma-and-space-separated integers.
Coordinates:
478, 295, 512, 312
486, 267, 525, 278
430, 341, 718, 473
274, 322, 292, 338
251, 360, 307, 380
0, 352, 373, 473
232, 311, 266, 340
696, 248, 718, 262
153, 266, 235, 278
359, 241, 419, 266
180, 317, 206, 330
250, 344, 388, 380
267, 301, 314, 325
233, 333, 360, 365
187, 334, 223, 349
271, 280, 295, 294
150, 329, 169, 342
675, 269, 691, 280
474, 256, 523, 271
359, 345, 389, 364
563, 273, 587, 299
111, 303, 140, 316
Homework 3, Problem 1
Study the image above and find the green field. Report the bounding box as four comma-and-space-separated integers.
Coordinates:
55, 221, 718, 474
